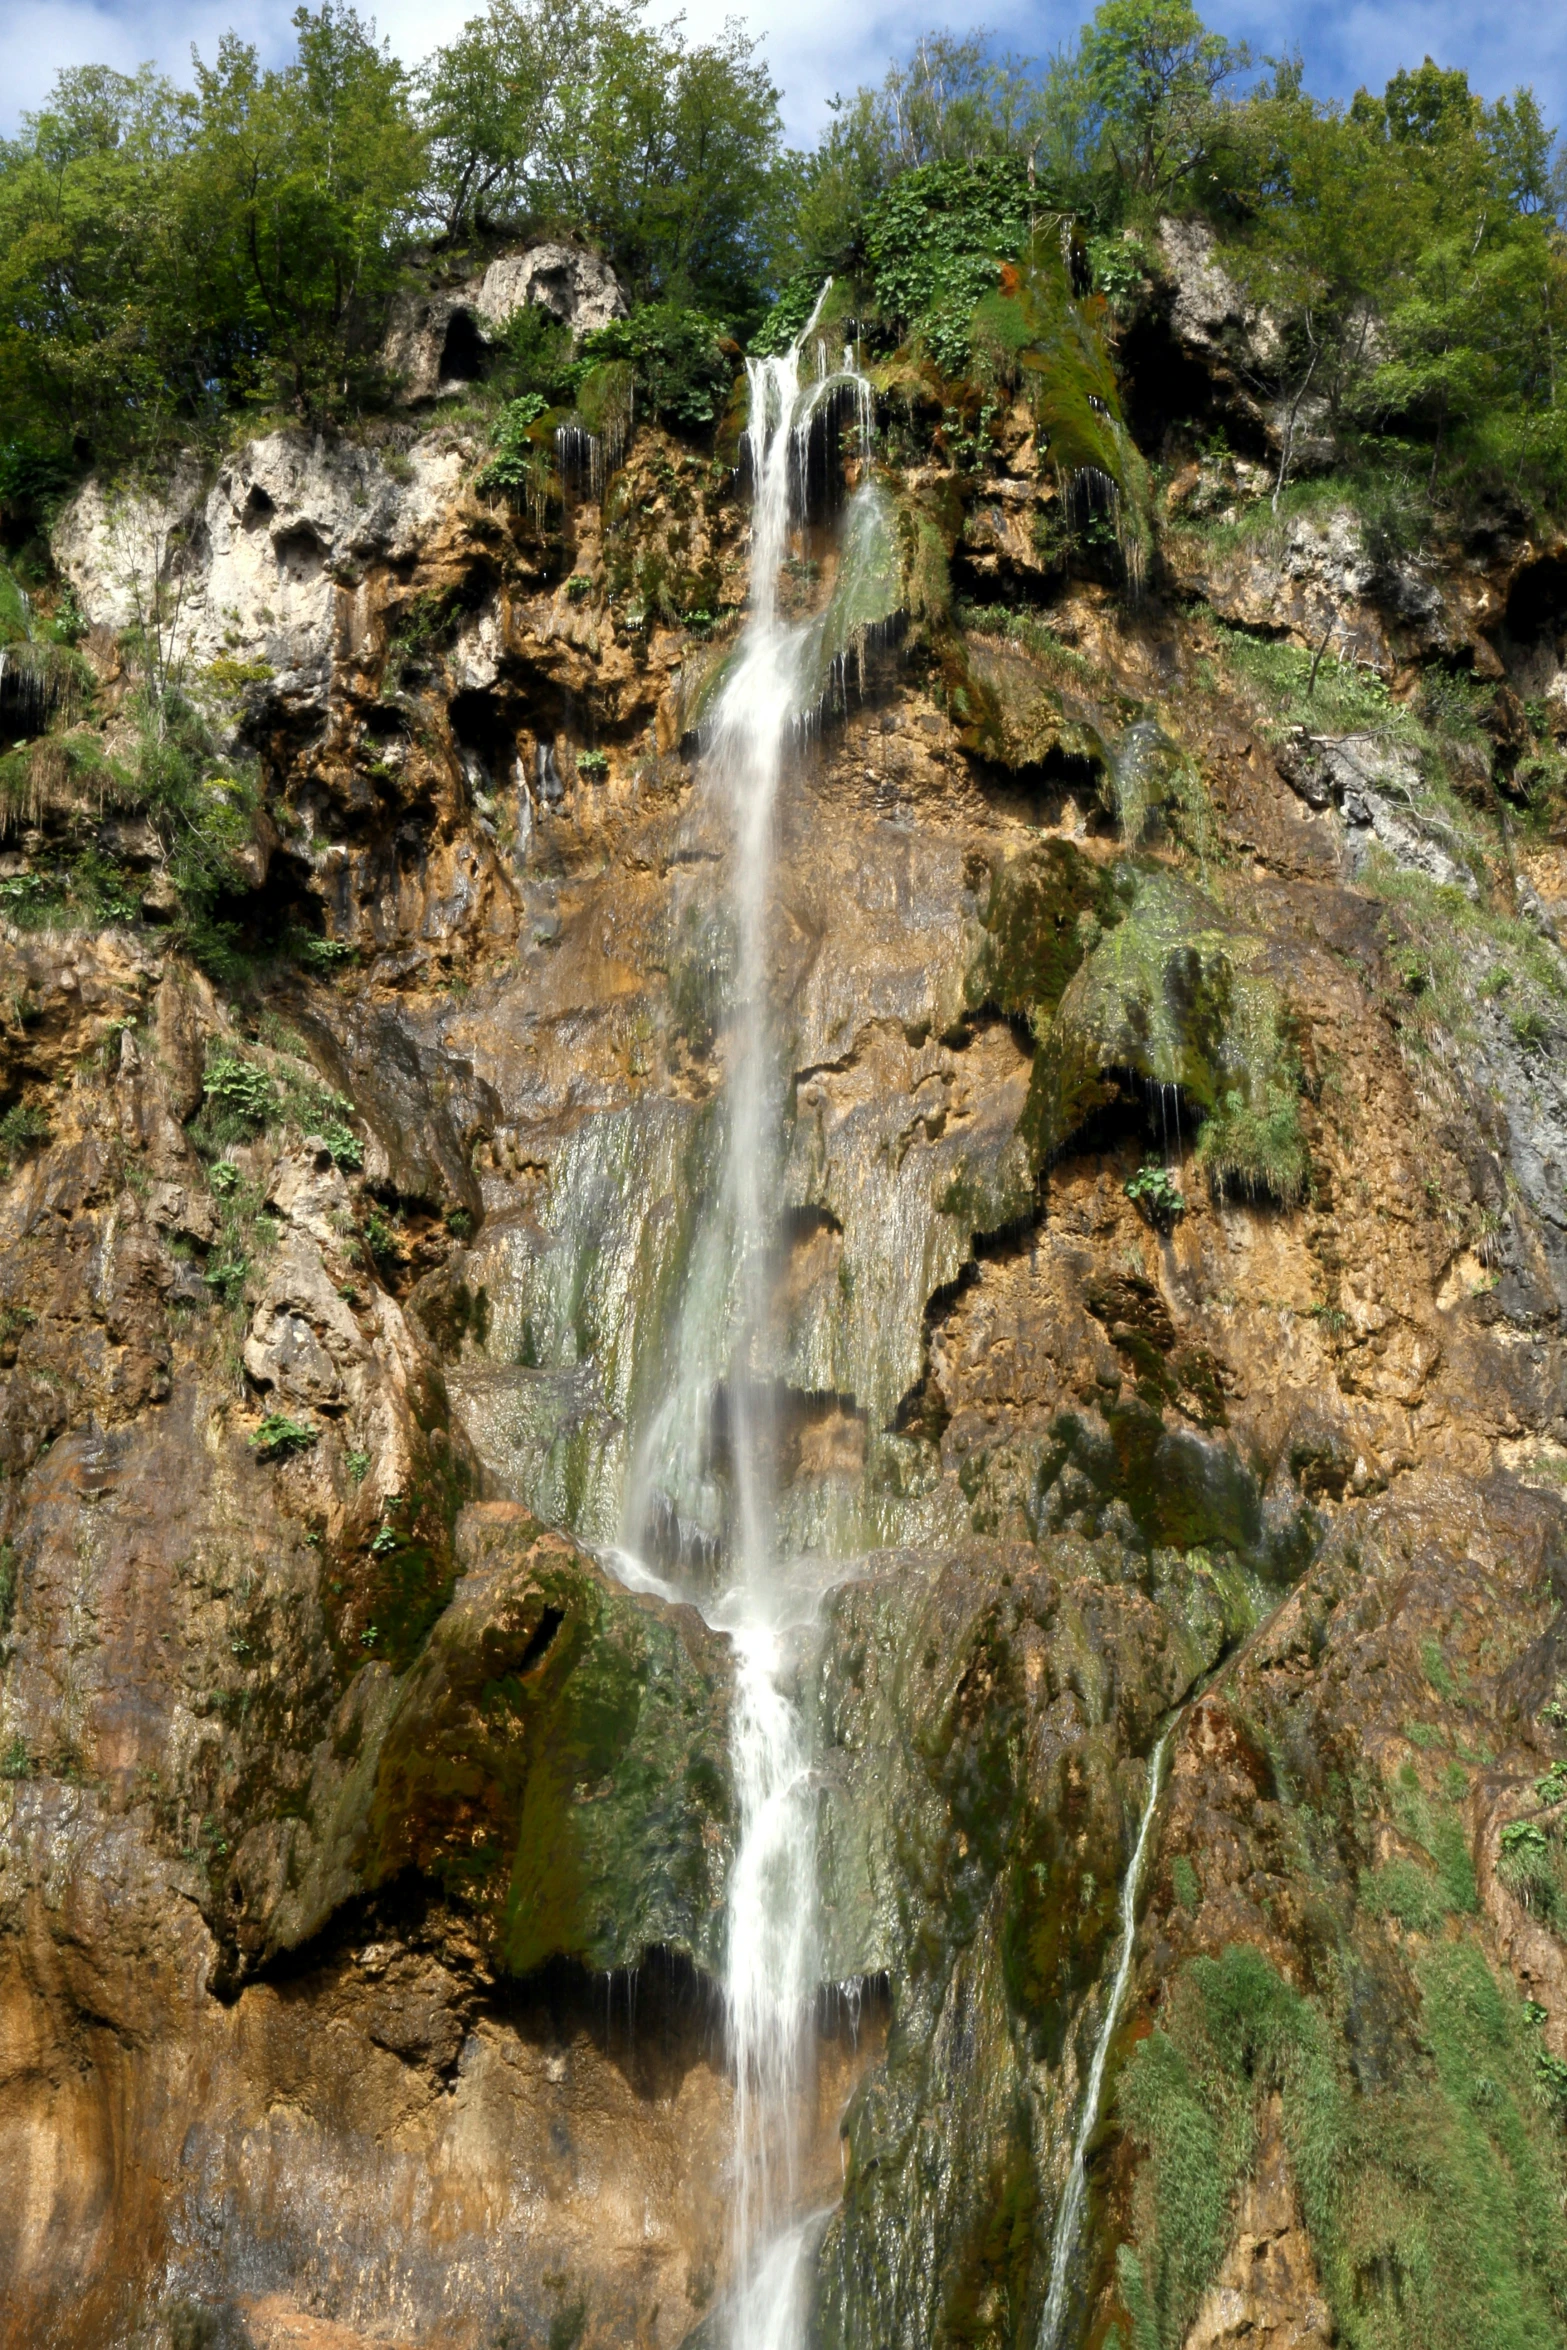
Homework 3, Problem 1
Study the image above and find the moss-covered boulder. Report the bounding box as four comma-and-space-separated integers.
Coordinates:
965, 836, 1123, 1024
291, 1503, 734, 1977
1022, 865, 1307, 1197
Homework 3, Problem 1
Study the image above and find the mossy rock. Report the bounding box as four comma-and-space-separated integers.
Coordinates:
1022, 865, 1305, 1195
810, 1543, 1209, 2350
965, 837, 1123, 1023
360, 1504, 733, 1976
961, 633, 1072, 771
968, 229, 1153, 585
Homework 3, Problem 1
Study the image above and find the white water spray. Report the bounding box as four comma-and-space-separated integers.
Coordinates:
1037, 1730, 1172, 2350
621, 285, 873, 2349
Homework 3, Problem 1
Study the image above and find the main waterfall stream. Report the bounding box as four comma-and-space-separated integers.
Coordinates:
621, 291, 870, 2349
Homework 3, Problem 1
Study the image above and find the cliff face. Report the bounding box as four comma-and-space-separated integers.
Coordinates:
6, 246, 1567, 2350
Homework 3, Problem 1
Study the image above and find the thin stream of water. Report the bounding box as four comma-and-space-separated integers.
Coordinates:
1037, 1730, 1172, 2350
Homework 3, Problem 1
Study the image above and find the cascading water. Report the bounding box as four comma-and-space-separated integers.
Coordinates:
620, 288, 871, 2347
1037, 1729, 1172, 2350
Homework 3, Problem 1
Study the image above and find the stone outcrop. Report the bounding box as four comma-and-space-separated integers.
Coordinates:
379, 241, 628, 402
8, 256, 1567, 2350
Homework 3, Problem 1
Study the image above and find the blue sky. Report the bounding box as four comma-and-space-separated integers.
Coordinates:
4, 0, 1564, 151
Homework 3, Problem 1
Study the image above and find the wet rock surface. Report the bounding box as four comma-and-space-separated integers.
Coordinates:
8, 259, 1567, 2350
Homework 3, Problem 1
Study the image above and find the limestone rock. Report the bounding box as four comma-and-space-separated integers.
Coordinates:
242, 1232, 366, 1409
1182, 2098, 1333, 2350
474, 242, 627, 340
379, 242, 627, 402
53, 431, 467, 707
1158, 216, 1283, 380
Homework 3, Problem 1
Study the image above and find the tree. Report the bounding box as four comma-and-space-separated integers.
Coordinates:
188, 3, 426, 420
419, 0, 600, 241
1079, 0, 1247, 202
418, 0, 783, 311
0, 66, 220, 466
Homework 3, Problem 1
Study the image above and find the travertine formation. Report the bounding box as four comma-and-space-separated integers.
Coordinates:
5, 242, 1567, 2350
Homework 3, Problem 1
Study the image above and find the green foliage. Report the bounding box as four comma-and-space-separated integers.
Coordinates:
201, 1053, 277, 1139
1193, 1078, 1308, 1205
476, 397, 559, 509
1080, 0, 1248, 202
420, 0, 781, 311
1363, 1854, 1451, 1932
1118, 1936, 1567, 2350
578, 305, 733, 427
1118, 1945, 1341, 2350
1170, 1853, 1200, 1910
0, 8, 425, 460
858, 159, 1038, 371
1214, 624, 1406, 738
1125, 1158, 1186, 1225
250, 1413, 319, 1459
1499, 1819, 1567, 1928
0, 1101, 52, 1166
319, 1120, 363, 1171
495, 302, 574, 403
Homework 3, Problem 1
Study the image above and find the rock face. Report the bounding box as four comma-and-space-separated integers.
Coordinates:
8, 257, 1567, 2350
379, 242, 628, 401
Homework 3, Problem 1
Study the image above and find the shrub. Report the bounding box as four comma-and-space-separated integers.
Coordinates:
1125, 1159, 1186, 1228
201, 1054, 276, 1137
0, 1101, 51, 1165
318, 1120, 363, 1172
477, 397, 560, 512
249, 1414, 318, 1461
1500, 1819, 1565, 1925
576, 305, 733, 427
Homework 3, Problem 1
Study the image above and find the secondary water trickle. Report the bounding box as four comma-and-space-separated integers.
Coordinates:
619, 284, 874, 2348
1037, 1728, 1172, 2350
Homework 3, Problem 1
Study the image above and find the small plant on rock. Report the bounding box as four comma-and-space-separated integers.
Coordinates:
201, 1054, 276, 1139
1125, 1159, 1185, 1228
1499, 1819, 1565, 1925
0, 1101, 51, 1167
250, 1414, 318, 1461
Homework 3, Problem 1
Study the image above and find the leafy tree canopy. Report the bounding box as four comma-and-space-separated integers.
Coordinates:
0, 0, 1562, 521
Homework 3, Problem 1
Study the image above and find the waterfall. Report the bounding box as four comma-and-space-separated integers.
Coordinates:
615, 283, 871, 2348
1037, 1729, 1172, 2350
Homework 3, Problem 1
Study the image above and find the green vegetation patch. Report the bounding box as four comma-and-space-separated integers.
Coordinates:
970, 228, 1153, 580
966, 835, 1122, 1023
1114, 1936, 1567, 2350
1023, 865, 1307, 1199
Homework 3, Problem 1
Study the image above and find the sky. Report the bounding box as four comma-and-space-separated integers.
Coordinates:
3, 0, 1564, 152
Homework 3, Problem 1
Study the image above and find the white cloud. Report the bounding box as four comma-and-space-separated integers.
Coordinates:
3, 0, 1562, 151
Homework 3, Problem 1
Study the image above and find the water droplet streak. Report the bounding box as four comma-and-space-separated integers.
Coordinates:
1037, 1728, 1173, 2350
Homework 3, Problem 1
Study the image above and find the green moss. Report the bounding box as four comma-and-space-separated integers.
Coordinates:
967, 229, 1153, 585
1039, 1402, 1313, 1582
362, 1521, 731, 1976
797, 479, 906, 711
1193, 1079, 1309, 1205
1023, 866, 1304, 1196
965, 838, 1122, 1024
